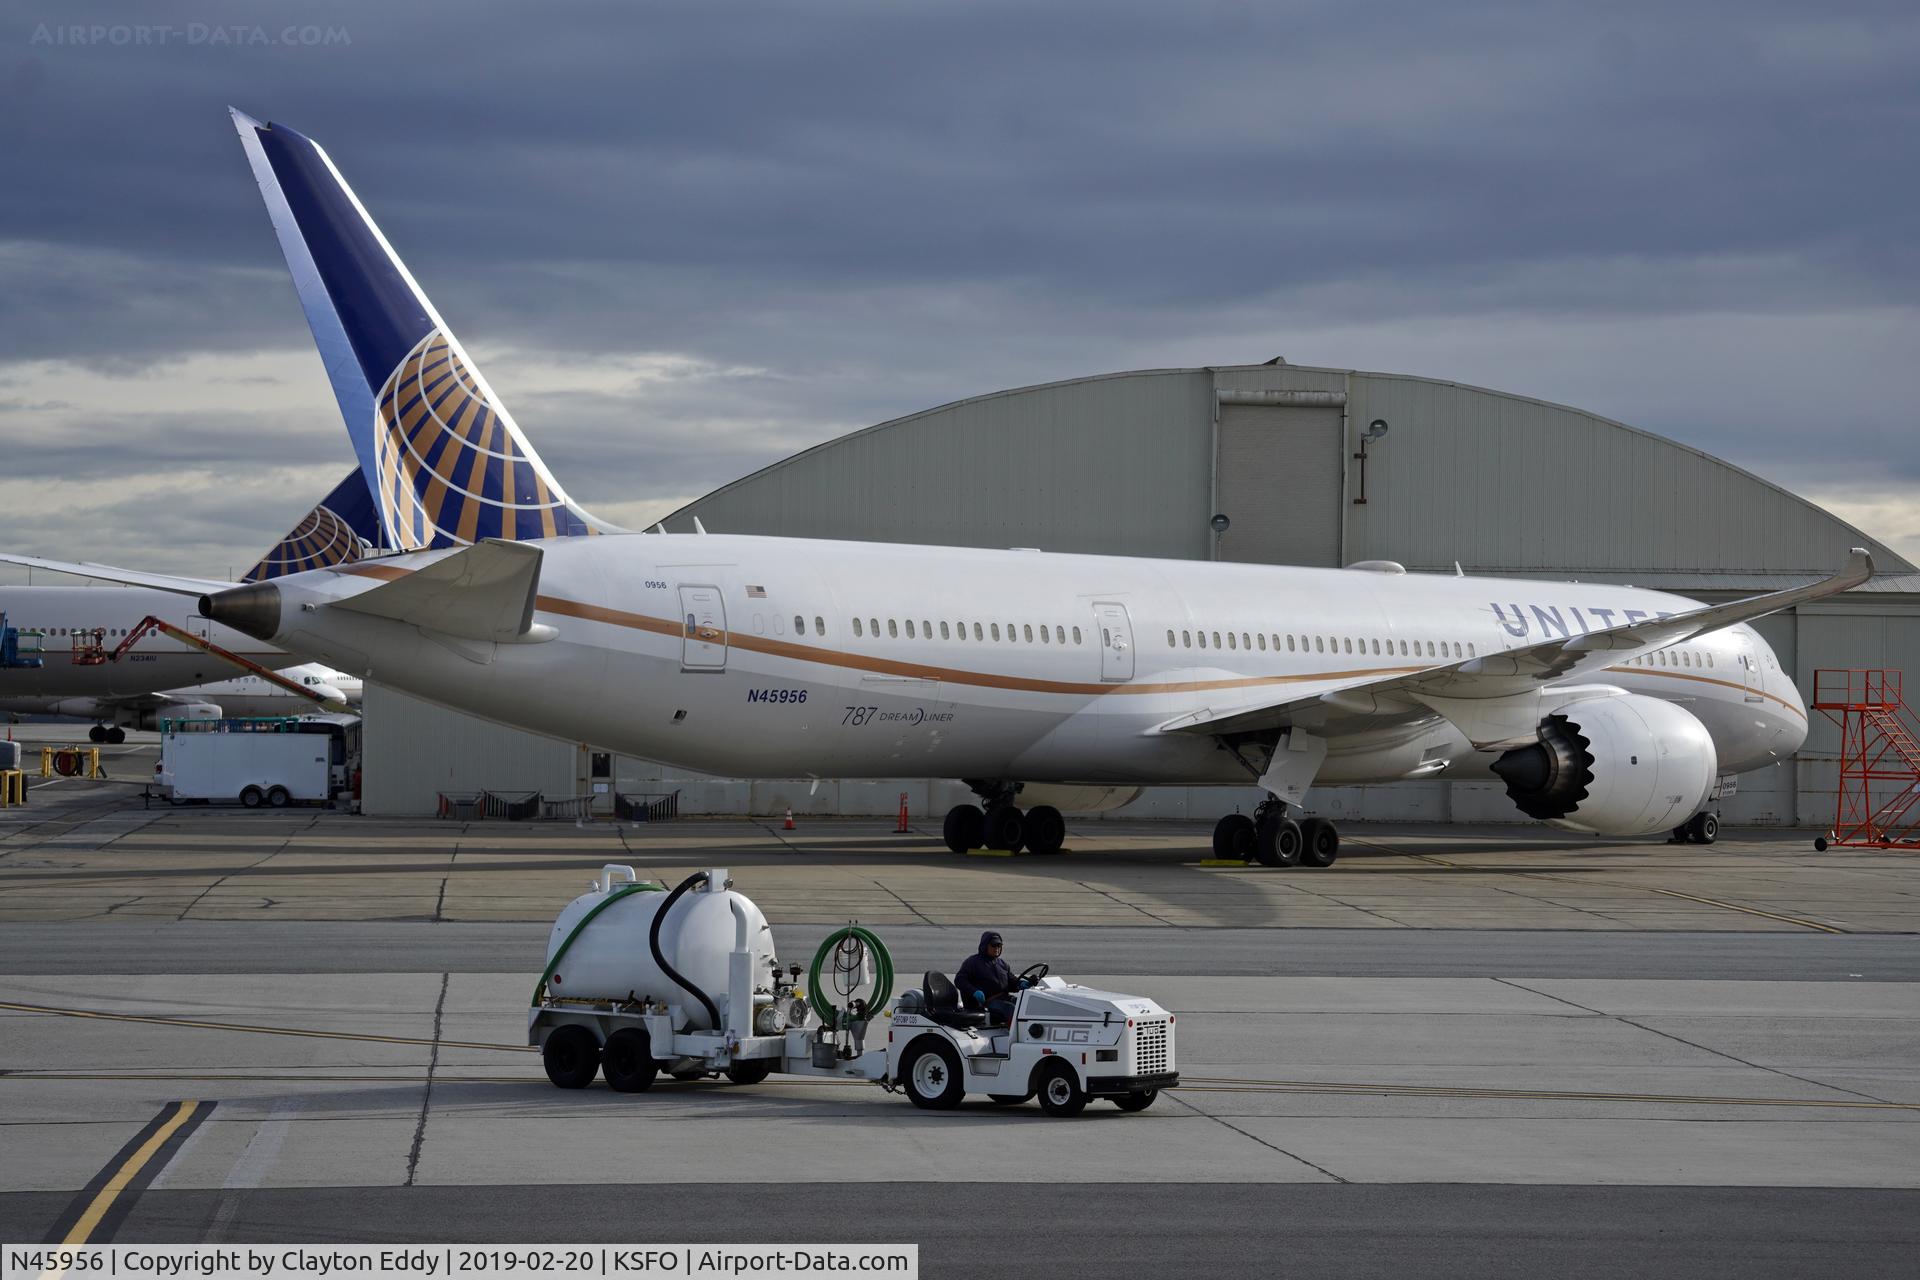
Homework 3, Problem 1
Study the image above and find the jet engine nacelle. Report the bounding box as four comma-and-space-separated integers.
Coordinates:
1491, 693, 1716, 837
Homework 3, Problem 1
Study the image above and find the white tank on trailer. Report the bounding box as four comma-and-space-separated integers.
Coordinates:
542, 866, 775, 1031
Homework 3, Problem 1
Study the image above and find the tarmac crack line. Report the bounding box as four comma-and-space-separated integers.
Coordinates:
1162, 1088, 1349, 1182
1074, 880, 1181, 927
404, 972, 449, 1188
865, 878, 937, 925
1492, 977, 1897, 1106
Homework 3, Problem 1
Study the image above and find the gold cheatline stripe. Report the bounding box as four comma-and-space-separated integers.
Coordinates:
1641, 887, 1848, 933
57, 1100, 198, 1247
0, 1000, 535, 1053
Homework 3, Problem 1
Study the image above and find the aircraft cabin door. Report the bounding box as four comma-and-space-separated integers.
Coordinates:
678, 584, 729, 671
1093, 602, 1134, 683
1735, 634, 1764, 703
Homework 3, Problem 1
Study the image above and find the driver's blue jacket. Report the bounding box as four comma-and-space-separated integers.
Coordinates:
955, 940, 1015, 1008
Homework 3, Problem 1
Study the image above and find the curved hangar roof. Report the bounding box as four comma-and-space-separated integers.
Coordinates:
669, 362, 1910, 587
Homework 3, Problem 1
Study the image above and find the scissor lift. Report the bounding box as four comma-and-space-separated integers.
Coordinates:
1811, 669, 1920, 850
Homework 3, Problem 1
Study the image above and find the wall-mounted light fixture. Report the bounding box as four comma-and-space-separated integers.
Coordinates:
1352, 419, 1389, 505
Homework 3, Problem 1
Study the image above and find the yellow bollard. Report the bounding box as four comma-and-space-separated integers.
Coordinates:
0, 770, 24, 807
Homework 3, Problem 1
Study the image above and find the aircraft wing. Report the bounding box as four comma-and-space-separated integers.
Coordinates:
1161, 548, 1871, 740
0, 553, 231, 595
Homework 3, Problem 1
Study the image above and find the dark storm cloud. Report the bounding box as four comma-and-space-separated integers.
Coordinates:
0, 0, 1917, 574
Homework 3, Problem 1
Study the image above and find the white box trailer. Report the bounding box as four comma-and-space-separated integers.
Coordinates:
159, 714, 359, 808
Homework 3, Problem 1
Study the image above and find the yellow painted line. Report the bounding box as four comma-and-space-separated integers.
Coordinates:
0, 999, 535, 1053
1640, 887, 1849, 934
57, 1100, 197, 1247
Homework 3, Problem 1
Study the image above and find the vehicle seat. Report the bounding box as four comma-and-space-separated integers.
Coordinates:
922, 971, 987, 1029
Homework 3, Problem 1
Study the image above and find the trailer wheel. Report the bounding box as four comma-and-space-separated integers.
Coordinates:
725, 1059, 774, 1086
1035, 1060, 1088, 1117
601, 1028, 658, 1093
267, 786, 290, 809
239, 786, 264, 809
542, 1024, 602, 1089
1113, 1089, 1158, 1112
901, 1037, 965, 1110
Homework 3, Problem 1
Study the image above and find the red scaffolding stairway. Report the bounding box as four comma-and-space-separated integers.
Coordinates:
1811, 669, 1920, 851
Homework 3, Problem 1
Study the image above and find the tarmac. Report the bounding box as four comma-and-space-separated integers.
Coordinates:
1, 733, 1916, 1276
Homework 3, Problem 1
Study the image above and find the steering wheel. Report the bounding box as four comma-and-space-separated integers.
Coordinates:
1017, 962, 1050, 987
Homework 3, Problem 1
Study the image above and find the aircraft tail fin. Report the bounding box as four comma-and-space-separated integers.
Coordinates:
230, 108, 616, 551
243, 469, 382, 582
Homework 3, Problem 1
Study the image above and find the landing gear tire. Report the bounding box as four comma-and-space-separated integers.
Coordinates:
902, 1038, 965, 1110
1685, 812, 1719, 845
981, 806, 1026, 854
1113, 1089, 1158, 1112
108, 727, 126, 745
1036, 1060, 1089, 1117
943, 804, 985, 854
542, 1024, 602, 1090
1251, 813, 1302, 867
1024, 805, 1066, 855
1212, 813, 1256, 861
600, 1028, 658, 1093
725, 1059, 775, 1086
1298, 817, 1340, 867
88, 725, 106, 744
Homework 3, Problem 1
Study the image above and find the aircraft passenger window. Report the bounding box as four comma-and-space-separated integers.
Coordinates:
1314, 637, 1324, 652
923, 620, 932, 639
976, 623, 985, 641
870, 618, 879, 636
889, 619, 899, 638
1258, 635, 1267, 651
1707, 653, 1713, 667
1467, 643, 1476, 657
1370, 639, 1379, 655
1183, 631, 1192, 648
1056, 626, 1065, 644
794, 616, 806, 635
1228, 633, 1237, 650
1213, 632, 1222, 649
941, 622, 951, 639
1197, 632, 1207, 650
1399, 640, 1408, 656
853, 618, 863, 637
1102, 628, 1112, 647
1024, 625, 1034, 642
1286, 636, 1295, 652
1072, 627, 1081, 645
991, 624, 1001, 641
907, 620, 917, 638
1040, 626, 1050, 644
1168, 630, 1177, 648
1342, 638, 1352, 654
1007, 621, 1016, 640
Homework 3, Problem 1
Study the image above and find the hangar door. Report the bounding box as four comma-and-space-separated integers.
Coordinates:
1214, 403, 1343, 567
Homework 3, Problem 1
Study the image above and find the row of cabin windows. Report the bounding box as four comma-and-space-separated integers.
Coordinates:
1628, 648, 1713, 669
1165, 629, 1474, 661
847, 616, 1086, 645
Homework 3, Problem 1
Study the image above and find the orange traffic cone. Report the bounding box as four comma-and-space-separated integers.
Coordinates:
896, 792, 910, 833
783, 807, 795, 831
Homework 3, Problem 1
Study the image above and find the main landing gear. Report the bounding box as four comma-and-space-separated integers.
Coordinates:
1669, 811, 1719, 845
942, 782, 1066, 856
1212, 800, 1340, 868
87, 725, 126, 745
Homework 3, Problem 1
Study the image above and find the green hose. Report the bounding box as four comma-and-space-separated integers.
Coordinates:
808, 924, 894, 1029
531, 880, 664, 1006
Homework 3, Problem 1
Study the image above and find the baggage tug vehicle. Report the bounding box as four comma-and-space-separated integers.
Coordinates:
530, 867, 1178, 1116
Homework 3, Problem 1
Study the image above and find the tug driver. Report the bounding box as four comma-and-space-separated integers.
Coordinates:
956, 930, 1024, 1024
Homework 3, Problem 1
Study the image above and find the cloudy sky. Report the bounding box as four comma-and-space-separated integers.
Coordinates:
2, 0, 1916, 580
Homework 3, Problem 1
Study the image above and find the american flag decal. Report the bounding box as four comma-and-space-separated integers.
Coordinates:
746, 585, 767, 598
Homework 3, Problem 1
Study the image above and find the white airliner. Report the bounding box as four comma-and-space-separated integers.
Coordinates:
0, 111, 1865, 859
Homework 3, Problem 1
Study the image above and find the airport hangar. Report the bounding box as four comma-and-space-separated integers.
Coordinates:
361, 359, 1920, 827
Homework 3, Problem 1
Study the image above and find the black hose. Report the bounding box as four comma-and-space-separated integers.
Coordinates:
650, 871, 723, 1031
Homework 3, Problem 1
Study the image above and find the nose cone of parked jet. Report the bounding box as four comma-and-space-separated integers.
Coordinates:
200, 582, 281, 642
